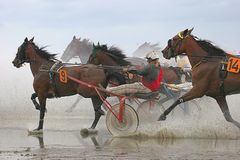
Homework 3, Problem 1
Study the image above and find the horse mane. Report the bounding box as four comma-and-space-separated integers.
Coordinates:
193, 36, 226, 57
94, 44, 130, 66
32, 42, 57, 60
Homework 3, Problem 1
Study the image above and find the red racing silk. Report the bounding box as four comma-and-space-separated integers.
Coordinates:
142, 67, 163, 91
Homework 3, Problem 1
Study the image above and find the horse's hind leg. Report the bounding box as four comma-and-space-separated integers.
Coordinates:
65, 96, 83, 112
31, 93, 40, 110
215, 96, 240, 129
90, 96, 105, 129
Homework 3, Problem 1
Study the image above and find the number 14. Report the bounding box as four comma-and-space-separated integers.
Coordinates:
227, 57, 240, 73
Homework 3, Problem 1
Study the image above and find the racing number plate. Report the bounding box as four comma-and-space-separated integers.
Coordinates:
59, 69, 67, 83
227, 57, 240, 73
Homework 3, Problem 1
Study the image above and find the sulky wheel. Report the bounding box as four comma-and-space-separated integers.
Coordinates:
106, 103, 139, 136
137, 100, 165, 123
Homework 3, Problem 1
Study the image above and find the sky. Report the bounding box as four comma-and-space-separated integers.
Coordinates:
1, 0, 240, 59
1, 0, 240, 90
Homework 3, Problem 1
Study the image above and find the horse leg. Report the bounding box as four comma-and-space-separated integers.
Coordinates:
35, 96, 47, 131
31, 93, 40, 110
158, 86, 205, 121
215, 96, 240, 129
65, 96, 83, 112
90, 96, 105, 129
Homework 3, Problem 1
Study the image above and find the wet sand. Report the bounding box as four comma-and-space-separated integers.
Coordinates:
1, 114, 240, 160
1, 128, 240, 160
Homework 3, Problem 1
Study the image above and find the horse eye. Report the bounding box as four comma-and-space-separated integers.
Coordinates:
168, 39, 172, 47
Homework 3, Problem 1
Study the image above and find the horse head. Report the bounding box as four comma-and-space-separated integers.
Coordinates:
162, 28, 194, 59
61, 36, 81, 62
13, 37, 57, 68
12, 37, 34, 68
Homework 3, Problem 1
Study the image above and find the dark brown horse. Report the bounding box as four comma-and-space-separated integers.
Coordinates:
87, 44, 191, 84
12, 37, 120, 133
160, 28, 240, 129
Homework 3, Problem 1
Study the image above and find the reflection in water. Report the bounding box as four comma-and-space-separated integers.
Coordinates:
29, 134, 45, 149
0, 128, 240, 159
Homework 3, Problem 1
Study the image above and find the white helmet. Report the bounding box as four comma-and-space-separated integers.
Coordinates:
145, 51, 160, 60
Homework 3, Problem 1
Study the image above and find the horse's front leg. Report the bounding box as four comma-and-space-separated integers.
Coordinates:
215, 96, 240, 129
29, 95, 47, 134
31, 93, 40, 110
158, 86, 205, 121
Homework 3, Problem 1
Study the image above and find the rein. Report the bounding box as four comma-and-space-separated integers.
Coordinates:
95, 64, 127, 71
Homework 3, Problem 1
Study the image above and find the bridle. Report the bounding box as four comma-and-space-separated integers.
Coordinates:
15, 41, 36, 65
167, 32, 187, 58
88, 47, 98, 64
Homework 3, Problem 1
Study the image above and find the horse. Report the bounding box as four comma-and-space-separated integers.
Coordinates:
60, 36, 93, 112
61, 36, 92, 63
12, 37, 120, 133
160, 28, 240, 129
88, 43, 191, 86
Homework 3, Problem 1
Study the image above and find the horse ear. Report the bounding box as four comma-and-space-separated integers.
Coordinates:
182, 29, 189, 37
73, 36, 76, 39
24, 37, 28, 42
93, 43, 95, 48
97, 42, 100, 46
30, 37, 34, 42
188, 27, 194, 35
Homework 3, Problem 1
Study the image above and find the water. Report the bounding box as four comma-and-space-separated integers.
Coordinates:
0, 107, 240, 160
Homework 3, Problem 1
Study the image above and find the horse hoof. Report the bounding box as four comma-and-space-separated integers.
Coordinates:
158, 114, 166, 121
80, 128, 98, 138
28, 129, 43, 135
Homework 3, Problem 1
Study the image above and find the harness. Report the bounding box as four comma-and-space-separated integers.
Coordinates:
39, 61, 63, 97
218, 57, 229, 96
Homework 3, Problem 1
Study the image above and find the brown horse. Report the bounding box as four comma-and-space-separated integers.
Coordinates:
87, 44, 191, 97
160, 28, 240, 129
12, 37, 120, 133
87, 43, 191, 83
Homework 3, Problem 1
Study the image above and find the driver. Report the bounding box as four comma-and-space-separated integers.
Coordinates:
107, 51, 163, 95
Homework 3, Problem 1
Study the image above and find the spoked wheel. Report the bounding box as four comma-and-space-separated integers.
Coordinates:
106, 103, 139, 136
171, 99, 201, 120
137, 100, 165, 123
